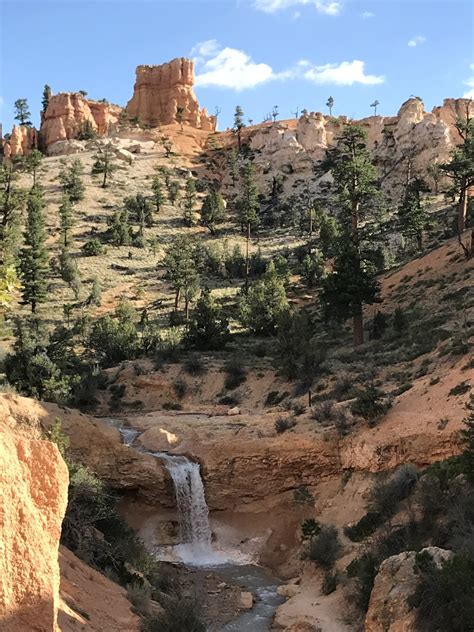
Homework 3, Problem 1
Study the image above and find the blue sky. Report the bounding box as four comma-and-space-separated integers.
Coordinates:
1, 0, 473, 132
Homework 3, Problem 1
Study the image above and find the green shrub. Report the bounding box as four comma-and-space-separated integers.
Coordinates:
81, 238, 105, 256
350, 384, 391, 424
301, 518, 321, 539
223, 358, 247, 390
346, 553, 379, 612
321, 571, 338, 595
184, 354, 206, 376
344, 511, 383, 542
305, 525, 341, 569
293, 486, 314, 506
369, 464, 419, 517
275, 416, 296, 434
145, 599, 206, 632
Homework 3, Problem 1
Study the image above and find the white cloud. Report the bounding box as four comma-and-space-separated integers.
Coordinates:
255, 0, 342, 16
408, 35, 426, 47
0, 97, 4, 109
195, 46, 276, 90
463, 64, 474, 99
193, 41, 385, 90
303, 60, 385, 86
361, 10, 374, 18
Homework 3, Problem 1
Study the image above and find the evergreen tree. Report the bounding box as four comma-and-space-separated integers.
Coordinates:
233, 105, 245, 153
398, 176, 429, 250
200, 190, 226, 234
236, 161, 259, 291
168, 181, 180, 206
0, 265, 21, 323
151, 175, 164, 213
41, 84, 52, 117
183, 177, 196, 227
301, 249, 325, 288
186, 287, 230, 350
14, 98, 32, 126
76, 120, 97, 140
88, 277, 102, 307
460, 400, 474, 483
163, 235, 200, 318
25, 149, 43, 186
319, 213, 340, 258
239, 261, 288, 335
58, 195, 74, 249
0, 163, 25, 267
440, 105, 474, 257
59, 159, 85, 203
124, 193, 153, 237
20, 187, 49, 312
229, 148, 238, 188
91, 147, 118, 187
326, 96, 334, 116
58, 249, 81, 299
319, 124, 382, 345
108, 210, 132, 246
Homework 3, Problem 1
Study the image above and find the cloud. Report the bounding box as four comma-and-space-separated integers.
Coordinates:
408, 35, 426, 47
463, 64, 474, 99
361, 10, 374, 18
193, 41, 384, 90
254, 0, 342, 16
303, 60, 385, 86
0, 97, 3, 109
195, 45, 276, 90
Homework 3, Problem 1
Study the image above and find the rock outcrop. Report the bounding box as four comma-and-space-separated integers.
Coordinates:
126, 58, 216, 131
2, 125, 38, 158
0, 428, 68, 631
40, 93, 121, 152
247, 97, 474, 199
365, 547, 452, 632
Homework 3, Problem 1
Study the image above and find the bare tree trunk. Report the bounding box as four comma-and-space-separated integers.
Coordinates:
245, 221, 250, 293
174, 288, 180, 311
353, 312, 364, 346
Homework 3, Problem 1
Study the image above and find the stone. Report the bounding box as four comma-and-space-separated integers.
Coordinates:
47, 139, 86, 156
0, 428, 68, 631
239, 591, 254, 609
3, 125, 38, 158
227, 406, 241, 416
126, 58, 216, 131
278, 584, 301, 598
365, 547, 452, 632
115, 148, 134, 163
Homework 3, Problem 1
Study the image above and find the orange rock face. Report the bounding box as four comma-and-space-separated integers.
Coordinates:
40, 93, 121, 150
0, 430, 68, 632
3, 125, 38, 158
126, 58, 216, 130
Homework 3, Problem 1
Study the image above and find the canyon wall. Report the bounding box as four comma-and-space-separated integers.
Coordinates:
126, 58, 216, 130
2, 125, 38, 158
40, 93, 121, 151
0, 428, 68, 631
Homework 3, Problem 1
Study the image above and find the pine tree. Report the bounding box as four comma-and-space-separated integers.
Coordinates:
108, 210, 132, 246
319, 124, 382, 345
151, 175, 164, 213
25, 149, 43, 187
234, 105, 245, 153
0, 163, 25, 267
88, 277, 102, 307
236, 161, 259, 291
20, 188, 49, 312
124, 193, 153, 237
183, 177, 196, 227
59, 159, 85, 203
58, 195, 74, 248
168, 181, 180, 206
163, 235, 200, 318
41, 85, 52, 119
14, 98, 32, 126
326, 96, 334, 116
186, 287, 230, 350
440, 105, 474, 257
239, 261, 288, 335
91, 147, 117, 187
398, 176, 429, 250
200, 190, 226, 234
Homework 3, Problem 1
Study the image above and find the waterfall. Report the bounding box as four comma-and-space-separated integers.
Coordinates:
155, 452, 213, 560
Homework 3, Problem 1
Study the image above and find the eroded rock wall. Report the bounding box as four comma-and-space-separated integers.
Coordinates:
0, 429, 68, 631
2, 125, 38, 158
126, 58, 216, 130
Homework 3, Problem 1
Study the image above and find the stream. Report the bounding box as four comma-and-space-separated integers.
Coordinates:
102, 418, 284, 630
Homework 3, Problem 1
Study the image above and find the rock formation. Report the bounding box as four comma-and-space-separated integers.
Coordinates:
126, 58, 216, 131
365, 547, 452, 632
40, 93, 121, 152
0, 428, 68, 631
2, 125, 38, 158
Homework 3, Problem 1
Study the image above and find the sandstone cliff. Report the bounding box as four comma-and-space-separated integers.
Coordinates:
126, 58, 216, 130
3, 124, 38, 158
40, 93, 121, 152
0, 428, 68, 631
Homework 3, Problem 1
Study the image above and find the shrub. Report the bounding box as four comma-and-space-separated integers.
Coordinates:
81, 238, 105, 256
321, 571, 338, 595
293, 486, 314, 506
127, 581, 152, 616
223, 359, 247, 390
186, 288, 230, 351
184, 354, 206, 376
145, 599, 206, 632
173, 378, 187, 400
448, 381, 471, 397
275, 416, 296, 434
312, 400, 354, 435
350, 385, 391, 424
369, 464, 419, 517
393, 307, 409, 333
301, 518, 321, 539
344, 511, 383, 542
305, 525, 341, 569
410, 551, 474, 632
346, 553, 379, 612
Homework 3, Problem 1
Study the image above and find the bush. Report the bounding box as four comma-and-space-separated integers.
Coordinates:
145, 599, 206, 632
81, 238, 105, 256
305, 525, 341, 569
173, 378, 187, 400
321, 571, 338, 595
344, 511, 383, 542
410, 551, 474, 632
312, 400, 354, 435
350, 385, 391, 424
275, 416, 296, 434
301, 518, 321, 539
346, 553, 379, 612
127, 581, 152, 616
369, 464, 419, 517
223, 358, 247, 390
184, 354, 206, 376
293, 486, 314, 506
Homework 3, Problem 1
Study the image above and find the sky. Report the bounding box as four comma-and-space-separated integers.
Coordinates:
0, 0, 473, 133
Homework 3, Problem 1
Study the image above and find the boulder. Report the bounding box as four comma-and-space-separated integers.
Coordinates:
47, 139, 86, 156
115, 148, 134, 163
239, 591, 254, 609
